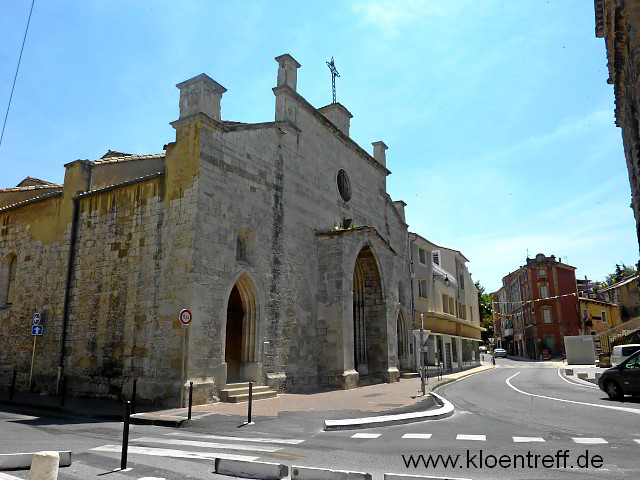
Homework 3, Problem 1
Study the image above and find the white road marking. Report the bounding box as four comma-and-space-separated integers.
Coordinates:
351, 433, 381, 439
513, 437, 545, 443
131, 437, 282, 452
402, 433, 432, 439
556, 368, 599, 389
572, 438, 608, 444
505, 372, 640, 414
165, 432, 304, 445
91, 444, 258, 462
456, 434, 486, 441
634, 439, 640, 445
138, 478, 165, 480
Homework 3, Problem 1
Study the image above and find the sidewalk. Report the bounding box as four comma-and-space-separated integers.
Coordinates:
0, 364, 495, 430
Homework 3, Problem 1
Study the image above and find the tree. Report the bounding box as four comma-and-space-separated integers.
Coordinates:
475, 281, 494, 343
605, 262, 637, 285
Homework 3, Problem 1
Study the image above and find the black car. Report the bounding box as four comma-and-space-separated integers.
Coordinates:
598, 350, 640, 400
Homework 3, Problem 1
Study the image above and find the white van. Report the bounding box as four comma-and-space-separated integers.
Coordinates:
610, 344, 640, 367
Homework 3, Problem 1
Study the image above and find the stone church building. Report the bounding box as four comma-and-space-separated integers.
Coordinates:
0, 54, 412, 404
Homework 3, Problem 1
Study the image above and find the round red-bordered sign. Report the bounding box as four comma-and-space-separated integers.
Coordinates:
179, 308, 192, 326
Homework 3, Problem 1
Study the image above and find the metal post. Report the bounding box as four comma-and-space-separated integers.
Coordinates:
248, 382, 253, 424
419, 314, 425, 395
60, 376, 67, 407
9, 368, 16, 401
29, 335, 37, 392
492, 354, 495, 365
180, 328, 187, 407
131, 379, 137, 414
188, 381, 193, 420
121, 401, 131, 470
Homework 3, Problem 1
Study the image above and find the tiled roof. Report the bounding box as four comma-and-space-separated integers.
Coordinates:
94, 153, 165, 165
0, 184, 63, 193
74, 171, 164, 198
16, 176, 60, 187
0, 191, 63, 212
101, 150, 132, 158
600, 274, 640, 292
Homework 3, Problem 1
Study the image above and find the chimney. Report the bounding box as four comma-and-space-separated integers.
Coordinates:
393, 200, 407, 223
275, 54, 301, 91
176, 73, 227, 121
318, 103, 353, 136
372, 141, 388, 167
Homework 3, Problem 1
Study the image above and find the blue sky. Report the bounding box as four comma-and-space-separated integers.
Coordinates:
0, 1, 636, 292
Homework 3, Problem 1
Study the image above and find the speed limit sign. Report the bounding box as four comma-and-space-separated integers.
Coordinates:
179, 308, 192, 326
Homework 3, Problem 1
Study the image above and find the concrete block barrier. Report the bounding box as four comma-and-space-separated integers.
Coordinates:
577, 372, 588, 380
0, 451, 71, 471
564, 368, 573, 376
215, 458, 288, 479
292, 465, 371, 480
595, 372, 602, 380
385, 473, 472, 480
30, 451, 59, 480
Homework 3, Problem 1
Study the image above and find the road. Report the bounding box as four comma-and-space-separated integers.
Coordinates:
0, 358, 638, 479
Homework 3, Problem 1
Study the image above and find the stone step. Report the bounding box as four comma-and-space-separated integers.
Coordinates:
358, 375, 383, 386
400, 372, 420, 379
220, 390, 278, 403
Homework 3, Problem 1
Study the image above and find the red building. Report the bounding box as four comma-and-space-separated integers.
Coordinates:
493, 253, 580, 358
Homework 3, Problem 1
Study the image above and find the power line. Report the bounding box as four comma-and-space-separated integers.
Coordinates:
0, 0, 36, 150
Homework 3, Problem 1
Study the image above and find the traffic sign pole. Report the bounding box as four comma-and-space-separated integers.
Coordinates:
181, 327, 186, 407
29, 335, 36, 391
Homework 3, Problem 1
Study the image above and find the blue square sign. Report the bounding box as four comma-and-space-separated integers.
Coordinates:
32, 325, 43, 335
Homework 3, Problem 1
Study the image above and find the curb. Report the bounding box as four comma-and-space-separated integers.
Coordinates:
0, 473, 22, 480
431, 365, 496, 393
292, 465, 371, 480
0, 451, 72, 471
323, 392, 453, 431
130, 413, 187, 428
215, 458, 288, 479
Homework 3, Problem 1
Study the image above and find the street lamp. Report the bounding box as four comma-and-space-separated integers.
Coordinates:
433, 273, 451, 287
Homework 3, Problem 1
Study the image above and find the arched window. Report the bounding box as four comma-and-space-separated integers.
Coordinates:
6, 256, 17, 305
236, 237, 246, 262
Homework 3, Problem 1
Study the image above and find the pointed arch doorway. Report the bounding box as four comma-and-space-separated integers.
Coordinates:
224, 274, 259, 383
352, 245, 386, 377
397, 309, 409, 370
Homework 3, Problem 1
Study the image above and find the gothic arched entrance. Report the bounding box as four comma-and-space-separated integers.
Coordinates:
224, 274, 258, 383
352, 245, 386, 377
397, 310, 409, 370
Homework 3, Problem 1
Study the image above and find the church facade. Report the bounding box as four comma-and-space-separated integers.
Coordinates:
0, 54, 412, 404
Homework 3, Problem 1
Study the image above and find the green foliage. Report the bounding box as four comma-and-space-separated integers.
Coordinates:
475, 281, 493, 321
605, 262, 637, 285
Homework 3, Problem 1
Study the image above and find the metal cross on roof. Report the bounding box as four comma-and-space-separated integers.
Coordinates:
326, 56, 340, 104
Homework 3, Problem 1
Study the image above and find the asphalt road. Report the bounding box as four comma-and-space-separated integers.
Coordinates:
1, 358, 638, 479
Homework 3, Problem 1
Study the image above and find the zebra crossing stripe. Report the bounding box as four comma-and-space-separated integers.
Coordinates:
351, 433, 381, 439
635, 439, 640, 445
90, 444, 259, 462
165, 432, 305, 445
131, 437, 282, 452
456, 434, 486, 441
571, 438, 608, 444
513, 437, 545, 443
402, 434, 432, 439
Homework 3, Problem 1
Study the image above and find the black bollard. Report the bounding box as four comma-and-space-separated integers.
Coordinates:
492, 355, 496, 366
131, 379, 137, 414
60, 376, 67, 407
9, 368, 16, 401
188, 381, 193, 420
121, 401, 131, 470
247, 382, 253, 424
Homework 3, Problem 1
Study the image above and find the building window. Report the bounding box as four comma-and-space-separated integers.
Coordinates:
418, 279, 427, 298
236, 237, 246, 262
5, 256, 17, 305
540, 284, 548, 299
538, 268, 546, 277
432, 250, 440, 266
418, 248, 427, 265
601, 310, 607, 323
459, 274, 464, 290
469, 306, 473, 323
337, 169, 351, 202
542, 308, 552, 324
449, 297, 455, 316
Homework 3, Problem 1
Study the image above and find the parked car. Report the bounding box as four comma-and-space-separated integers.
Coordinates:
493, 348, 507, 357
598, 350, 640, 400
610, 344, 640, 367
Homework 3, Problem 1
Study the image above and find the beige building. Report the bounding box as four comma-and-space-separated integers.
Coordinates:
600, 274, 640, 322
409, 233, 483, 372
579, 297, 621, 335
0, 54, 411, 404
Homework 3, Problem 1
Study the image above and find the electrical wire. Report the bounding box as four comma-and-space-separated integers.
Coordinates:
0, 0, 36, 150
